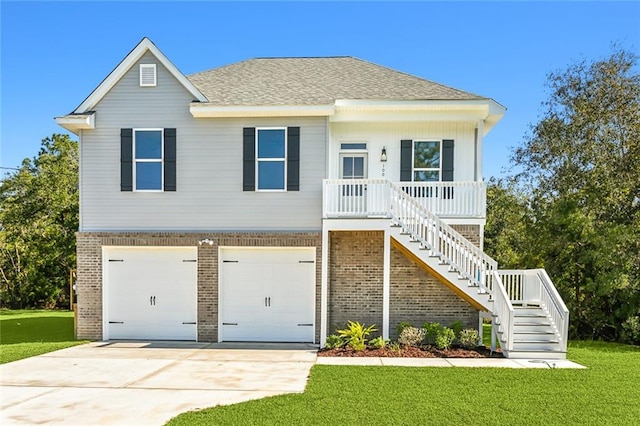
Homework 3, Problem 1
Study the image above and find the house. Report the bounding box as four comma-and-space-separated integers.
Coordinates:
56, 38, 569, 358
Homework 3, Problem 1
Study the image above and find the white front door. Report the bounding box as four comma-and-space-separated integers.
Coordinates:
104, 247, 198, 340
219, 247, 315, 342
339, 153, 368, 213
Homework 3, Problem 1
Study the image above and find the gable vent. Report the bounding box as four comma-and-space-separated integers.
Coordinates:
139, 64, 157, 87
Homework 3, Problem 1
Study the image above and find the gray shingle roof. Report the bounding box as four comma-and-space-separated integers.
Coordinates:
186, 57, 486, 105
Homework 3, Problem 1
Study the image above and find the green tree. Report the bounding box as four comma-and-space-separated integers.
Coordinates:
511, 47, 640, 341
484, 178, 536, 269
0, 134, 78, 308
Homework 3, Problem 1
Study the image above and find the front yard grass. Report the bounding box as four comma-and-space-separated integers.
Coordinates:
0, 310, 87, 364
168, 340, 640, 425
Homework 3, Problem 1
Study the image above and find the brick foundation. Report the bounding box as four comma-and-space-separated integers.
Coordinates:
76, 232, 322, 342
328, 231, 384, 335
328, 230, 480, 340
389, 244, 479, 340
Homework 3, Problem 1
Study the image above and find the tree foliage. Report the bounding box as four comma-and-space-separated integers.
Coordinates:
486, 47, 640, 342
0, 134, 78, 308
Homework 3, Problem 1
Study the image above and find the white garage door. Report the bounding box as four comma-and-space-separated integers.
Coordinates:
219, 247, 315, 342
104, 247, 197, 340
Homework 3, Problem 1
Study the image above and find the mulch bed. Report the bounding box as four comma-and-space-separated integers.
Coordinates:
318, 345, 503, 358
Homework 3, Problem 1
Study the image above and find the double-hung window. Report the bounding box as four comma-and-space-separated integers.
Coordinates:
242, 126, 299, 192
256, 128, 286, 191
400, 139, 454, 199
413, 140, 441, 182
134, 129, 163, 191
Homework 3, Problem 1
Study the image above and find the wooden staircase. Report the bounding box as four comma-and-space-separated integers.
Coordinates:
321, 178, 569, 359
496, 305, 566, 358
386, 181, 569, 359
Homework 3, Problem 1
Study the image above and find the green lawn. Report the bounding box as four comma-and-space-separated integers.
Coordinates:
168, 340, 640, 426
0, 310, 87, 364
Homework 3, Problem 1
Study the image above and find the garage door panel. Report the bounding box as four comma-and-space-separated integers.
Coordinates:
105, 247, 197, 341
219, 247, 315, 343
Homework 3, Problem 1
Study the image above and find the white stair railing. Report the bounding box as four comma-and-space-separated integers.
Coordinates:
491, 271, 514, 351
388, 181, 497, 293
498, 269, 569, 352
537, 270, 570, 351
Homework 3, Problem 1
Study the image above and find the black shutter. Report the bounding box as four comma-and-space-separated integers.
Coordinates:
400, 140, 413, 182
243, 127, 256, 191
164, 128, 176, 191
442, 140, 454, 181
121, 129, 133, 191
442, 139, 454, 199
287, 127, 300, 191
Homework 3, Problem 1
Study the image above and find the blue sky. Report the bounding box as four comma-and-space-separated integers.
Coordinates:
1, 1, 639, 178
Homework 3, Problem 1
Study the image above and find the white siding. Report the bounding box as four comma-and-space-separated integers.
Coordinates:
81, 52, 326, 231
329, 122, 477, 182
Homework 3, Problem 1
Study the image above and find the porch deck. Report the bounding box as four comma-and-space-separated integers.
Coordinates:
323, 179, 486, 219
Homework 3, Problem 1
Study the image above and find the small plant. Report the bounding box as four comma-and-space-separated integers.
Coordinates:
622, 316, 640, 345
396, 321, 413, 337
398, 326, 426, 347
422, 322, 441, 345
337, 321, 377, 351
449, 320, 464, 342
387, 341, 402, 355
458, 328, 479, 349
324, 334, 344, 349
435, 327, 455, 350
369, 336, 388, 349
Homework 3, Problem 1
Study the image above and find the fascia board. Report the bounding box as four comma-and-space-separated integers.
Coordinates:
74, 38, 207, 113
54, 113, 95, 135
190, 104, 335, 118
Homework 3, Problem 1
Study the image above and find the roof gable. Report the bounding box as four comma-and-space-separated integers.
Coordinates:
187, 57, 487, 106
73, 37, 207, 113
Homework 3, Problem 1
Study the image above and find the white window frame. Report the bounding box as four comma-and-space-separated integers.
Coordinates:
255, 127, 287, 192
338, 141, 368, 180
133, 128, 164, 192
412, 140, 442, 182
139, 64, 157, 87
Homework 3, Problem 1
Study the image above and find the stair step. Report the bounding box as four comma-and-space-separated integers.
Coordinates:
514, 324, 554, 333
511, 341, 562, 351
514, 337, 559, 344
504, 350, 567, 360
514, 311, 548, 319
514, 332, 557, 342
514, 307, 546, 314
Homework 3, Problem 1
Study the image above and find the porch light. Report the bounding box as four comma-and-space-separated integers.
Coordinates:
198, 238, 214, 246
380, 147, 387, 162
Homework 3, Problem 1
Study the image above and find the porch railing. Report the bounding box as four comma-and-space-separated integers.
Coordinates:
323, 179, 486, 218
398, 181, 486, 218
496, 269, 570, 352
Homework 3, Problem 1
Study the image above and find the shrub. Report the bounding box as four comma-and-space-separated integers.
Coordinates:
422, 322, 441, 345
398, 326, 426, 347
396, 321, 413, 337
325, 334, 344, 349
621, 316, 640, 345
458, 329, 479, 349
337, 321, 377, 351
387, 341, 402, 355
449, 320, 464, 342
369, 336, 388, 349
435, 327, 455, 350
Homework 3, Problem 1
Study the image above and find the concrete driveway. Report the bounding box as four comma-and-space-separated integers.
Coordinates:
0, 341, 317, 425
